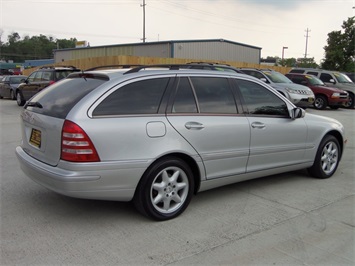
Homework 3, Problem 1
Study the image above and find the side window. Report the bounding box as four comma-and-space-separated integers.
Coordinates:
93, 78, 169, 116
172, 78, 198, 113
190, 77, 237, 114
27, 72, 38, 83
236, 79, 289, 117
290, 76, 306, 85
34, 71, 44, 82
306, 71, 318, 76
319, 73, 334, 83
42, 72, 52, 81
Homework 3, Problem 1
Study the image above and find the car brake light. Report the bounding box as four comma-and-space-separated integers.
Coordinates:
49, 80, 56, 85
61, 120, 100, 162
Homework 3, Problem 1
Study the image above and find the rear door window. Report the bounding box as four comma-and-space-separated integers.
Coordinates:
190, 77, 236, 114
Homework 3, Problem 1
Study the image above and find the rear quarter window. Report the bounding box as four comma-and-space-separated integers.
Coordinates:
93, 78, 170, 116
25, 77, 107, 119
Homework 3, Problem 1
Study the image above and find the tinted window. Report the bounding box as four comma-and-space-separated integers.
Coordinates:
236, 79, 288, 116
190, 77, 236, 113
319, 73, 333, 83
289, 69, 305, 74
289, 76, 306, 85
26, 77, 107, 119
93, 78, 169, 116
242, 70, 266, 80
306, 71, 318, 76
27, 72, 37, 83
173, 78, 198, 113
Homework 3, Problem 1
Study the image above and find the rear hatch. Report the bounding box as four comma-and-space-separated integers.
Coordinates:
20, 74, 108, 166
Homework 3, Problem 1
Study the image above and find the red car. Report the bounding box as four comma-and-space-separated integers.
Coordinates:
286, 73, 349, 110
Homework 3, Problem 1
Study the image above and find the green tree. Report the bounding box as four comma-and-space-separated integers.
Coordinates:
0, 32, 77, 62
322, 17, 355, 72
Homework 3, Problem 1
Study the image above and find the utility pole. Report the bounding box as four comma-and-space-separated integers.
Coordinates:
141, 0, 146, 43
304, 28, 311, 59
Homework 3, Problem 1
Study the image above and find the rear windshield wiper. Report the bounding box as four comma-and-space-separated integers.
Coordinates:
25, 101, 43, 108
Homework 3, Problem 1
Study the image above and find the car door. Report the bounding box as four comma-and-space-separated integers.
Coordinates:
167, 76, 250, 180
235, 79, 307, 172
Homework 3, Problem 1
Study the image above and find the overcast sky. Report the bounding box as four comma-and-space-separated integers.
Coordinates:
1, 0, 354, 63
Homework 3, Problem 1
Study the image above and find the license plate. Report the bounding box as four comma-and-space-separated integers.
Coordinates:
29, 128, 41, 148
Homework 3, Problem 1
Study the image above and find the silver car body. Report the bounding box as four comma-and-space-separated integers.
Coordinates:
16, 69, 345, 201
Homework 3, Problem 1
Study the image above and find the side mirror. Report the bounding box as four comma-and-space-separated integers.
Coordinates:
20, 79, 26, 83
291, 107, 305, 119
329, 79, 336, 84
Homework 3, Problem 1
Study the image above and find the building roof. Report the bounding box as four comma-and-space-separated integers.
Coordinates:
55, 38, 262, 52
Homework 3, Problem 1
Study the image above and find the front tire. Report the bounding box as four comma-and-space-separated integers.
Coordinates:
314, 95, 327, 110
134, 157, 194, 221
308, 135, 340, 179
16, 91, 25, 106
343, 93, 354, 109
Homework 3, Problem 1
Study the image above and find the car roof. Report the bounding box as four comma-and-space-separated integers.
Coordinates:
81, 64, 248, 80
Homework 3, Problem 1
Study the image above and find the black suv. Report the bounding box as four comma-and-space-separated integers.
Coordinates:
16, 66, 80, 106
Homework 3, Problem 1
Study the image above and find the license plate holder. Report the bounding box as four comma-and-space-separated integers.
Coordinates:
29, 128, 41, 148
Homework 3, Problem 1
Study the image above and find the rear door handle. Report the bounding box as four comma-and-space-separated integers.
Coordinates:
185, 122, 205, 130
251, 122, 266, 129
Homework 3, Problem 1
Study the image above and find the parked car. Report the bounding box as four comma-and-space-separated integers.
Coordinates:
16, 65, 80, 106
239, 68, 315, 108
16, 65, 346, 221
285, 73, 349, 110
0, 75, 27, 100
289, 68, 355, 108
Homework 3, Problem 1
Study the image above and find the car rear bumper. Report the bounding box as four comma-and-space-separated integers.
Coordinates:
15, 146, 146, 201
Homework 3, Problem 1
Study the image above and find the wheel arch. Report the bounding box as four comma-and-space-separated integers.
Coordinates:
325, 130, 344, 160
138, 152, 202, 195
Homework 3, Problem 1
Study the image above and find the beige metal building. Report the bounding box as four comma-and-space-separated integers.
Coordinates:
54, 39, 262, 64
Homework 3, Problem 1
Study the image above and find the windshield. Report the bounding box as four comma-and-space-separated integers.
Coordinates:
334, 72, 353, 83
305, 75, 324, 86
263, 71, 292, 84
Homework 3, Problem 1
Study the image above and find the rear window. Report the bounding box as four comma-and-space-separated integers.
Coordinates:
25, 77, 107, 119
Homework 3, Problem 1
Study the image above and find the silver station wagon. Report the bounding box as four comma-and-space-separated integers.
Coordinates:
16, 65, 346, 220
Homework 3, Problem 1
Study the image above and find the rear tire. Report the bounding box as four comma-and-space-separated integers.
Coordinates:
314, 95, 327, 110
10, 90, 16, 100
16, 92, 25, 106
134, 157, 194, 221
308, 135, 340, 179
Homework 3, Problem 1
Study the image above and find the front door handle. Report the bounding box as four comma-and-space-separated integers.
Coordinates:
251, 122, 266, 129
185, 122, 205, 130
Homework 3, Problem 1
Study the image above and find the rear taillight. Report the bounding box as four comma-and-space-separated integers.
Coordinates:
49, 80, 56, 85
61, 120, 100, 162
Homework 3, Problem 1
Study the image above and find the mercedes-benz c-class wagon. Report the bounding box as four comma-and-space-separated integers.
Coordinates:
16, 65, 346, 220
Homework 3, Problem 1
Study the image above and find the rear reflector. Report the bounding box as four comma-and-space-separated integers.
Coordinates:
61, 120, 100, 162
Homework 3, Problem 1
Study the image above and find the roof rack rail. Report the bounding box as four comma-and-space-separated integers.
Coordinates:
39, 65, 78, 69
124, 64, 209, 74
85, 64, 142, 71
187, 62, 232, 66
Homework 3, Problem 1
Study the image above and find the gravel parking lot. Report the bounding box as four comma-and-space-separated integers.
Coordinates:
1, 99, 354, 265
